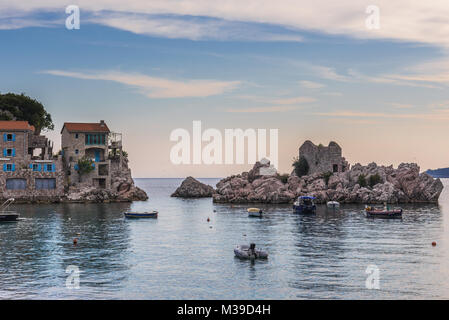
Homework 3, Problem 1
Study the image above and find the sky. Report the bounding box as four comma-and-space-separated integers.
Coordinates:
1, 1, 449, 178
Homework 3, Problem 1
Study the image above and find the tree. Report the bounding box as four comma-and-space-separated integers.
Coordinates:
369, 173, 382, 188
358, 174, 367, 187
322, 171, 333, 186
292, 156, 309, 177
76, 156, 95, 182
0, 93, 54, 134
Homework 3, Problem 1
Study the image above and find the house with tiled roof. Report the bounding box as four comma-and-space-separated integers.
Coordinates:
61, 120, 123, 189
0, 120, 64, 200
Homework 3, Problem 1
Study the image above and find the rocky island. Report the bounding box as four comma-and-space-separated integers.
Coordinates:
171, 176, 215, 198
174, 141, 444, 204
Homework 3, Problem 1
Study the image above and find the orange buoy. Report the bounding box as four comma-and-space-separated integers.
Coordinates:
432, 241, 437, 246
207, 217, 210, 222
73, 238, 78, 245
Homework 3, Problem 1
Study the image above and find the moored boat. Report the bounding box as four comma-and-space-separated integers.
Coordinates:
293, 196, 316, 214
124, 211, 158, 218
247, 208, 262, 217
365, 205, 402, 219
0, 198, 19, 222
327, 201, 340, 209
234, 244, 268, 259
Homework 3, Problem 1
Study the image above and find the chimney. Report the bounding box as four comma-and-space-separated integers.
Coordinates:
100, 120, 105, 127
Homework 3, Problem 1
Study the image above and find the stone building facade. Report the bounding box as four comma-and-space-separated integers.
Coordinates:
0, 121, 64, 201
299, 140, 349, 175
61, 121, 123, 190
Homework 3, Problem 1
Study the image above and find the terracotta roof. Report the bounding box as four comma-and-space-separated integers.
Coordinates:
62, 122, 110, 134
0, 121, 35, 132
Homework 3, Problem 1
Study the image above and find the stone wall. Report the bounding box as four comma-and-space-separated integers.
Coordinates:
0, 158, 65, 202
299, 140, 349, 175
0, 130, 29, 166
62, 128, 110, 189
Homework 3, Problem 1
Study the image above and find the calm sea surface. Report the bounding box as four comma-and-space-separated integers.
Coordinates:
1, 178, 448, 299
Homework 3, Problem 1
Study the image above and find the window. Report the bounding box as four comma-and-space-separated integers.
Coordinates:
6, 178, 26, 190
3, 133, 15, 142
75, 133, 79, 139
3, 164, 14, 172
75, 149, 79, 155
333, 164, 339, 173
35, 178, 56, 190
45, 164, 54, 172
32, 164, 40, 171
3, 148, 15, 157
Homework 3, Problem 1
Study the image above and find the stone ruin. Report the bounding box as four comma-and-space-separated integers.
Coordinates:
299, 140, 349, 175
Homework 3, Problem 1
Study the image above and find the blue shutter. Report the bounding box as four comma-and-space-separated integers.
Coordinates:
3, 164, 6, 171
52, 164, 55, 172
3, 134, 7, 142
11, 164, 15, 172
38, 164, 42, 172
92, 163, 95, 169
29, 164, 33, 169
3, 149, 6, 157
12, 134, 16, 142
12, 149, 16, 157
74, 164, 79, 171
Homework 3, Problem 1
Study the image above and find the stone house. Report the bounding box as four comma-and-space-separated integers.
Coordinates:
61, 121, 123, 189
0, 121, 64, 201
299, 140, 349, 175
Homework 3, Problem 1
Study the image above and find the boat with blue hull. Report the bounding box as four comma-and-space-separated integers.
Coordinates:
124, 211, 158, 219
293, 196, 316, 214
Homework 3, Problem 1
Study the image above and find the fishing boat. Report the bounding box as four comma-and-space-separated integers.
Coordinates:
365, 205, 402, 219
247, 208, 262, 217
293, 196, 316, 214
0, 198, 19, 222
124, 211, 158, 219
327, 201, 340, 209
234, 244, 268, 260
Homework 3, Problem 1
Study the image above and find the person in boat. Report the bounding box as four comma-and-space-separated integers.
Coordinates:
249, 243, 258, 259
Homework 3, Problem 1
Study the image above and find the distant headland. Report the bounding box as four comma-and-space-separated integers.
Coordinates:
426, 167, 449, 179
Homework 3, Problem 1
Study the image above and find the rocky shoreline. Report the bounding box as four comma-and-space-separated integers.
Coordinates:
3, 158, 148, 204
173, 160, 444, 204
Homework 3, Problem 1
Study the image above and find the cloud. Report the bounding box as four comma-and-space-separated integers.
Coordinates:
88, 12, 304, 41
2, 1, 449, 46
389, 103, 414, 109
313, 110, 449, 120
41, 70, 240, 98
271, 96, 316, 105
226, 105, 301, 113
299, 80, 325, 89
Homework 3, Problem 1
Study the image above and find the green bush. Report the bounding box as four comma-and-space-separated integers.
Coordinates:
292, 156, 309, 177
277, 173, 289, 184
369, 173, 382, 187
76, 156, 95, 182
358, 174, 367, 187
322, 171, 333, 185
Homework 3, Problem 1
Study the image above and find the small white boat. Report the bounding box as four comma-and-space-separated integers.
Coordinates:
247, 208, 262, 217
234, 244, 268, 259
0, 198, 19, 222
327, 201, 340, 209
